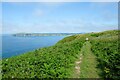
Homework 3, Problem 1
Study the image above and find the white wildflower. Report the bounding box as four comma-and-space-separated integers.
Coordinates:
6, 59, 8, 61
12, 76, 14, 78
86, 38, 89, 41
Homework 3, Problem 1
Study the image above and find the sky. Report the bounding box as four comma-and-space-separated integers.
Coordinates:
2, 2, 118, 34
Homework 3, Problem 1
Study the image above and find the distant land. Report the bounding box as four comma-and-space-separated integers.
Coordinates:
13, 33, 84, 37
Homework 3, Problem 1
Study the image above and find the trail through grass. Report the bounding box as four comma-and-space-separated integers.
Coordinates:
74, 41, 101, 78
73, 53, 83, 78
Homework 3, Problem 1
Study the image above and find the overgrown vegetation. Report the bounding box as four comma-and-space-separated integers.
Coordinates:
91, 33, 119, 79
1, 30, 119, 79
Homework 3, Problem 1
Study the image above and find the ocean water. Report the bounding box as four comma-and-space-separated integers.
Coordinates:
2, 34, 65, 59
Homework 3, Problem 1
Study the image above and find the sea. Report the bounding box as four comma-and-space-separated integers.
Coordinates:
1, 34, 65, 59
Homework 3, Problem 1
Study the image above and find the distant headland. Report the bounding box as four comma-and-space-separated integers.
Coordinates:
13, 33, 84, 37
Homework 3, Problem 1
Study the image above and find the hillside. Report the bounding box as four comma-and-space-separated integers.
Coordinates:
1, 30, 120, 79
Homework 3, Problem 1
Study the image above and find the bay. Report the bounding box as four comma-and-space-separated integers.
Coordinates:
2, 34, 65, 59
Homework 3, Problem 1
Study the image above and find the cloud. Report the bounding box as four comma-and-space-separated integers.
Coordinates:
31, 2, 65, 17
41, 2, 64, 6
33, 9, 44, 17
3, 17, 118, 34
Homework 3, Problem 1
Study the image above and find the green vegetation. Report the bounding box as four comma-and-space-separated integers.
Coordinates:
91, 34, 119, 79
2, 30, 119, 79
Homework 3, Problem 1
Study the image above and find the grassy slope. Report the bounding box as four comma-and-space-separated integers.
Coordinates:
1, 30, 119, 78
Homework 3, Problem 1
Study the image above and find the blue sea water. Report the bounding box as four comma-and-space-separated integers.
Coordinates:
2, 34, 65, 59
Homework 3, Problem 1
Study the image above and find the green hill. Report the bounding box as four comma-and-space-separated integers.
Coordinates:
1, 30, 119, 79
